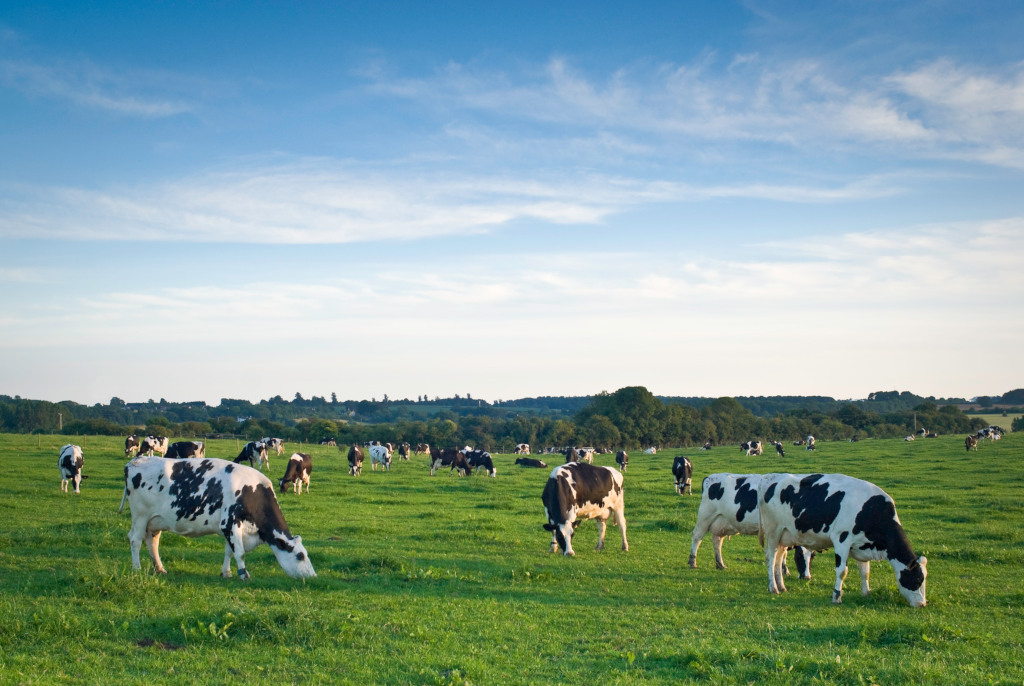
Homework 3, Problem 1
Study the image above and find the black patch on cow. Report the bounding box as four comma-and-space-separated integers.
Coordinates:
708, 481, 725, 501
296, 551, 305, 561
465, 450, 494, 475
899, 562, 925, 592
225, 464, 234, 473
167, 459, 223, 522
733, 478, 757, 523
835, 553, 842, 568
779, 474, 845, 534
763, 483, 777, 503
131, 473, 143, 490
542, 463, 618, 553
224, 483, 294, 551
852, 494, 917, 568
839, 531, 849, 543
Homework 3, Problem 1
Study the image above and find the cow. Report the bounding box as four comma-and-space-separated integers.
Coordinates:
318, 437, 337, 446
700, 441, 712, 451
741, 440, 763, 457
464, 449, 496, 477
772, 441, 785, 458
398, 443, 411, 461
118, 456, 316, 580
515, 443, 531, 455
615, 450, 628, 472
904, 435, 915, 442
58, 444, 85, 493
279, 453, 312, 494
515, 457, 548, 468
234, 441, 268, 469
978, 426, 1005, 441
140, 436, 169, 457
346, 445, 364, 476
125, 435, 141, 457
165, 441, 205, 460
643, 447, 657, 455
430, 447, 470, 476
926, 432, 938, 438
541, 462, 628, 557
673, 456, 693, 495
688, 473, 810, 580
917, 427, 928, 437
369, 444, 392, 471
965, 435, 978, 452
757, 473, 927, 606
415, 443, 430, 456
806, 435, 816, 451
261, 437, 285, 456
564, 447, 595, 464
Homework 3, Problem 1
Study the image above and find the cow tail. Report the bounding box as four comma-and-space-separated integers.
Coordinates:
118, 487, 128, 514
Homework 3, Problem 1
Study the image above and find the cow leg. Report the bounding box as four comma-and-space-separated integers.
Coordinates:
128, 517, 147, 570
687, 532, 704, 568
765, 537, 786, 594
614, 508, 628, 552
674, 479, 681, 495
595, 518, 607, 551
223, 528, 250, 580
712, 535, 728, 569
146, 530, 166, 574
857, 560, 871, 596
832, 550, 851, 604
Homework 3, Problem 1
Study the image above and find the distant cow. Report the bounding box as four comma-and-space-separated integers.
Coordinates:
925, 432, 938, 438
772, 441, 785, 458
541, 462, 628, 556
965, 435, 978, 452
58, 444, 85, 493
740, 440, 763, 457
464, 449, 496, 477
430, 447, 470, 476
515, 457, 547, 468
369, 445, 392, 472
615, 450, 628, 472
564, 447, 595, 464
234, 441, 269, 469
904, 435, 915, 442
318, 437, 337, 446
165, 441, 205, 459
125, 435, 140, 457
346, 445, 364, 476
688, 473, 812, 580
643, 447, 657, 455
119, 456, 316, 580
398, 443, 411, 460
279, 453, 312, 494
415, 443, 430, 456
806, 435, 816, 451
261, 437, 285, 456
140, 436, 169, 457
757, 473, 927, 606
700, 441, 712, 451
515, 443, 531, 455
672, 456, 693, 495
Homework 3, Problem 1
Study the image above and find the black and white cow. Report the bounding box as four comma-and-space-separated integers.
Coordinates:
369, 444, 392, 471
346, 445, 364, 476
515, 457, 548, 468
965, 435, 978, 452
541, 462, 628, 557
319, 437, 337, 446
700, 441, 712, 451
673, 456, 693, 495
261, 437, 285, 456
119, 456, 315, 580
58, 444, 85, 493
615, 450, 628, 472
772, 441, 785, 458
515, 443, 531, 455
806, 435, 816, 451
125, 435, 141, 457
757, 473, 927, 606
234, 441, 269, 470
165, 441, 205, 459
564, 447, 595, 464
415, 443, 430, 456
398, 443, 411, 461
688, 473, 812, 580
140, 435, 169, 457
279, 453, 312, 494
430, 447, 471, 476
464, 449, 496, 477
740, 440, 763, 457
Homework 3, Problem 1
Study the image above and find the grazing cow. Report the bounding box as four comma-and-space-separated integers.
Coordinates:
125, 435, 141, 457
977, 426, 1005, 441
140, 436, 169, 457
541, 462, 628, 557
164, 441, 205, 460
757, 473, 927, 606
318, 437, 337, 446
700, 441, 712, 451
119, 456, 316, 580
806, 435, 816, 451
740, 440, 763, 457
772, 441, 785, 457
515, 457, 548, 468
917, 427, 928, 437
464, 449, 496, 477
515, 443, 531, 455
261, 437, 285, 456
58, 444, 85, 493
415, 443, 430, 456
397, 443, 411, 461
369, 445, 392, 472
564, 447, 595, 464
965, 435, 978, 452
673, 456, 693, 495
643, 447, 657, 455
429, 447, 470, 476
234, 441, 269, 469
279, 453, 312, 494
615, 450, 628, 472
346, 445, 364, 476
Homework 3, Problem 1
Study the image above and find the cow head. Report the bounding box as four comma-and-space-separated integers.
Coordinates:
272, 535, 317, 579
542, 519, 580, 556
894, 555, 927, 607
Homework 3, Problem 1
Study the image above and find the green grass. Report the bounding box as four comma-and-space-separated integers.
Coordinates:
2, 433, 1022, 684
966, 413, 1019, 431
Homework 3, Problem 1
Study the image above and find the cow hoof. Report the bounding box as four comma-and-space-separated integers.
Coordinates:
621, 544, 629, 552
715, 562, 727, 570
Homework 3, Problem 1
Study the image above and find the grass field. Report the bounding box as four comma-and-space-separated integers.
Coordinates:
966, 413, 1019, 431
1, 433, 1022, 685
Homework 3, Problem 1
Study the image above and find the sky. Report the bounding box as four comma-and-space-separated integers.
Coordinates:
1, 1, 1022, 406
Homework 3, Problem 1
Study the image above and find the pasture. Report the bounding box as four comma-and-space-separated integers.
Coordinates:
1, 434, 1022, 685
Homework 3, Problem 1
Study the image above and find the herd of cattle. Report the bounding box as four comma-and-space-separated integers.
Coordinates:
55, 426, 1006, 605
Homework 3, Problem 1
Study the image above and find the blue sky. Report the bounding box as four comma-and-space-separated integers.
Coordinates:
1, 1, 1022, 405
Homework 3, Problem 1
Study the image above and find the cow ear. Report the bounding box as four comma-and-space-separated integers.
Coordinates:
918, 556, 927, 567
542, 523, 555, 531
294, 535, 302, 545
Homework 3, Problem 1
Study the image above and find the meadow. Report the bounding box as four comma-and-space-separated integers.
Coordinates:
1, 433, 1022, 685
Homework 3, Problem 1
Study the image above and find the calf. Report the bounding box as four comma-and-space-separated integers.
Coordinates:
515, 443, 531, 455
688, 473, 812, 580
140, 435, 169, 457
346, 445, 364, 476
430, 447, 470, 476
965, 435, 978, 452
740, 440, 763, 457
319, 437, 337, 446
673, 456, 693, 495
757, 473, 927, 606
58, 444, 85, 493
515, 457, 548, 468
125, 435, 141, 457
119, 456, 316, 580
165, 441, 205, 459
464, 449, 496, 477
369, 444, 392, 471
234, 441, 269, 470
615, 450, 628, 473
541, 462, 628, 556
279, 453, 312, 494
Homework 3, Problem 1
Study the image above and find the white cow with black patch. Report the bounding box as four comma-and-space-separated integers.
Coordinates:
542, 462, 628, 557
261, 437, 285, 456
58, 444, 85, 493
119, 456, 315, 580
672, 456, 692, 495
234, 441, 269, 470
369, 444, 391, 471
140, 435, 169, 457
279, 453, 312, 494
757, 473, 927, 606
